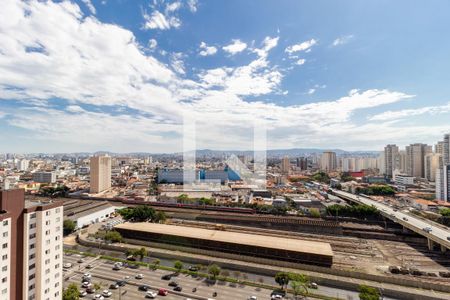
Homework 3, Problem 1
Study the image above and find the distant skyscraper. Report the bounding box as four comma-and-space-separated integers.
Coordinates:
16, 159, 29, 171
296, 157, 308, 170
405, 143, 431, 178
281, 156, 290, 174
320, 151, 337, 172
0, 189, 63, 300
32, 171, 56, 183
90, 155, 112, 193
443, 134, 450, 165
436, 133, 450, 201
424, 153, 441, 182
384, 144, 399, 178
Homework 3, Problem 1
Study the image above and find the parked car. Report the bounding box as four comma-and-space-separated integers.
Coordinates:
92, 294, 104, 300
158, 288, 168, 296
308, 282, 318, 289
116, 280, 126, 287
79, 290, 87, 297
188, 266, 198, 271
109, 283, 119, 290
138, 285, 151, 291
168, 281, 178, 287
86, 287, 96, 294
82, 282, 91, 288
86, 264, 93, 269
63, 263, 72, 269
135, 273, 144, 279
101, 290, 112, 297
248, 296, 257, 300
161, 274, 172, 280
174, 286, 182, 291
146, 291, 158, 298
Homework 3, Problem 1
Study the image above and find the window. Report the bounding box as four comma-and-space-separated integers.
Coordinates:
55, 245, 60, 250
56, 208, 60, 213
56, 226, 60, 232
45, 249, 50, 255
29, 233, 36, 239
30, 244, 35, 249
29, 223, 36, 229
1, 266, 7, 272
55, 263, 59, 269
30, 213, 36, 219
45, 220, 50, 226
45, 211, 50, 216
46, 239, 50, 245
1, 288, 6, 295
29, 264, 35, 270
54, 282, 59, 287
2, 243, 7, 249
2, 255, 7, 261
45, 259, 50, 265
54, 272, 59, 278
29, 284, 35, 291
56, 217, 60, 222
45, 230, 50, 235
44, 288, 49, 294
55, 236, 60, 241
28, 274, 35, 280
29, 254, 35, 260
2, 232, 7, 238
55, 254, 60, 260
45, 278, 50, 284
2, 277, 7, 283
2, 220, 8, 226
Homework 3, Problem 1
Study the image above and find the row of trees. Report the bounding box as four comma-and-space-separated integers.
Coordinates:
117, 206, 166, 223
326, 204, 380, 219
356, 185, 395, 196
274, 272, 310, 299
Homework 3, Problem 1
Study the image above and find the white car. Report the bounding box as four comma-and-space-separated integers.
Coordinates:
135, 273, 144, 279
101, 290, 112, 297
83, 273, 92, 279
146, 291, 157, 298
248, 296, 257, 300
82, 282, 92, 288
63, 263, 72, 269
92, 295, 104, 300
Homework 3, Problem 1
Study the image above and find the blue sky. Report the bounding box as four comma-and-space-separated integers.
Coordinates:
1, 0, 450, 153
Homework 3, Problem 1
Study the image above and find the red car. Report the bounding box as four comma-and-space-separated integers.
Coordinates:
158, 288, 168, 296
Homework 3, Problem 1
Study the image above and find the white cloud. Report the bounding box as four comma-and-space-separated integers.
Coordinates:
199, 42, 217, 56
222, 39, 247, 55
187, 0, 198, 13
307, 88, 315, 95
369, 102, 450, 121
332, 35, 354, 46
81, 0, 96, 14
285, 39, 317, 54
148, 38, 158, 51
296, 59, 306, 65
143, 10, 180, 30
1, 1, 445, 152
170, 52, 185, 75
165, 1, 181, 13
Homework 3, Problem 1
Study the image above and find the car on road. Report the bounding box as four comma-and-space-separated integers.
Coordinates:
188, 265, 199, 271
83, 273, 92, 279
139, 285, 151, 291
124, 275, 130, 280
173, 286, 182, 292
86, 264, 93, 269
116, 280, 126, 287
101, 290, 112, 297
248, 296, 257, 300
79, 290, 87, 297
109, 283, 119, 289
146, 291, 158, 298
158, 288, 168, 296
78, 258, 84, 263
135, 273, 144, 279
168, 281, 178, 287
86, 287, 96, 294
422, 227, 432, 233
161, 274, 172, 280
308, 282, 318, 289
82, 282, 92, 288
92, 294, 104, 300
402, 217, 408, 221
63, 263, 72, 269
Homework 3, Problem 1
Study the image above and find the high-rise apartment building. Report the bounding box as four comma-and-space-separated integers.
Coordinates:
280, 156, 290, 174
90, 156, 112, 193
320, 151, 337, 172
444, 134, 450, 165
436, 134, 450, 201
16, 159, 29, 171
0, 189, 63, 300
32, 172, 56, 184
384, 144, 399, 178
296, 157, 308, 170
424, 153, 441, 182
405, 143, 431, 178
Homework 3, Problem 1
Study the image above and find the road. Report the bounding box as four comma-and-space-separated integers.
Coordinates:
331, 189, 450, 251
63, 252, 365, 300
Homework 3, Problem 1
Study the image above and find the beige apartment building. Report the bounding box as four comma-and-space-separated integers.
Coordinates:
0, 189, 63, 300
90, 155, 112, 193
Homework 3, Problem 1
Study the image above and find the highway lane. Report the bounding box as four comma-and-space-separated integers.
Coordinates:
331, 189, 450, 250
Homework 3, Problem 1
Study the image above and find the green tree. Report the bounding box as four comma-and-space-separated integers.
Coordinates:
104, 231, 122, 243
137, 247, 148, 261
275, 272, 290, 290
117, 206, 156, 222
309, 208, 321, 218
174, 260, 183, 273
289, 273, 310, 299
439, 208, 450, 217
358, 285, 380, 300
151, 258, 160, 270
63, 219, 76, 235
63, 283, 79, 300
177, 194, 189, 202
155, 211, 167, 223
208, 264, 221, 280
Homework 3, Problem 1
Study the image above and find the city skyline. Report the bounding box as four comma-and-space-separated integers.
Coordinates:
1, 0, 450, 153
